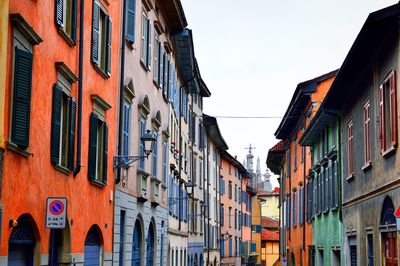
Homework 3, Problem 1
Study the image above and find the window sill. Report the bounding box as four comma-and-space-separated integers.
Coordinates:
54, 164, 71, 175
346, 174, 355, 182
161, 184, 167, 190
382, 146, 396, 158
330, 206, 339, 212
57, 28, 76, 46
93, 63, 110, 79
90, 179, 106, 188
7, 141, 32, 157
362, 161, 372, 172
153, 79, 160, 89
140, 60, 149, 72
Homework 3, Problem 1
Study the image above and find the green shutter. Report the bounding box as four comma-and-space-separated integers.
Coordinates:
55, 0, 64, 28
71, 0, 77, 42
105, 16, 112, 76
50, 84, 62, 164
91, 1, 100, 65
126, 0, 136, 43
88, 112, 98, 180
11, 47, 33, 148
67, 97, 76, 171
102, 123, 108, 184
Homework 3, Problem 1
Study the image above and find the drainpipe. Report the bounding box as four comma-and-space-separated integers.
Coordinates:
206, 143, 210, 265
115, 0, 127, 185
73, 0, 84, 177
178, 86, 182, 231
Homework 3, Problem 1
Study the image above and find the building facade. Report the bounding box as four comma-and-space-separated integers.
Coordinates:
220, 150, 246, 266
261, 217, 279, 266
300, 97, 342, 266
3, 0, 122, 263
272, 70, 336, 266
320, 4, 400, 265
112, 0, 189, 265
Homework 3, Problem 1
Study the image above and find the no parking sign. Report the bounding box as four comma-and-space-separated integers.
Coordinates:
46, 198, 67, 229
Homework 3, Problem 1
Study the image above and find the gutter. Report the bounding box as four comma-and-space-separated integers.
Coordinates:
73, 0, 84, 177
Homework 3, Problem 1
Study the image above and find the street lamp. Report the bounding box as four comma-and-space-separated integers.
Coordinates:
114, 130, 157, 168
185, 180, 194, 196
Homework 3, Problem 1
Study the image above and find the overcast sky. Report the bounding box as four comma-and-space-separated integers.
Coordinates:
180, 0, 397, 187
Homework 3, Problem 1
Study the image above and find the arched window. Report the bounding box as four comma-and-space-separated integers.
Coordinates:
132, 220, 142, 266
146, 223, 155, 266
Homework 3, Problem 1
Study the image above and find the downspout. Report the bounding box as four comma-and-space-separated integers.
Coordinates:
178, 84, 182, 230
73, 0, 84, 177
215, 154, 219, 263
207, 143, 210, 265
115, 0, 127, 185
240, 175, 243, 262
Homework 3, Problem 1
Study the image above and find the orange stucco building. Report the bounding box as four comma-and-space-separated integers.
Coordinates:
273, 71, 336, 266
2, 0, 121, 264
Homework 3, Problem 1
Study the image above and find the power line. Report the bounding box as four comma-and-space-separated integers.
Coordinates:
213, 115, 284, 119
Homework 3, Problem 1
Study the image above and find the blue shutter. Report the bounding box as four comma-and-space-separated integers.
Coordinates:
162, 142, 167, 184
152, 136, 158, 177
139, 119, 145, 169
169, 175, 173, 214
126, 0, 136, 43
123, 102, 130, 156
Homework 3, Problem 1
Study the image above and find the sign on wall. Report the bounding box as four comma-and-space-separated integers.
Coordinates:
45, 197, 67, 229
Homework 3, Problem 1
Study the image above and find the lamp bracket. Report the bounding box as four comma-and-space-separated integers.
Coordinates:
114, 155, 148, 168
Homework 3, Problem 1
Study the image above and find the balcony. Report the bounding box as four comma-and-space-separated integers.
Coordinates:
150, 176, 161, 207
137, 169, 150, 202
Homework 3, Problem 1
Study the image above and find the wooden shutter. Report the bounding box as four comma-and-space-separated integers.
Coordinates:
390, 71, 397, 146
88, 113, 98, 180
67, 97, 76, 171
11, 48, 33, 148
51, 84, 62, 164
105, 16, 112, 76
153, 34, 159, 83
102, 123, 108, 184
379, 85, 385, 153
147, 20, 152, 70
55, 0, 64, 28
126, 0, 136, 43
159, 45, 164, 88
71, 0, 77, 41
91, 1, 100, 65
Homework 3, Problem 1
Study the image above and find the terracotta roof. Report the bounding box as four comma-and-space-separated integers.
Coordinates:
262, 217, 279, 229
262, 228, 280, 241
273, 187, 280, 193
270, 141, 285, 152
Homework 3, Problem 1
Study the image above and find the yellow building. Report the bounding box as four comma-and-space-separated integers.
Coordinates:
259, 190, 280, 220
250, 190, 262, 266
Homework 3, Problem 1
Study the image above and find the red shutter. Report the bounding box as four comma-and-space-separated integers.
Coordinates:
379, 85, 385, 153
390, 71, 397, 147
348, 121, 353, 176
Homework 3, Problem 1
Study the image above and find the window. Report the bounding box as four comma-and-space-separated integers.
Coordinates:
9, 21, 39, 150
162, 139, 167, 185
294, 141, 298, 171
192, 156, 197, 185
349, 236, 357, 266
125, 0, 136, 43
331, 160, 338, 209
123, 100, 130, 156
363, 100, 371, 166
220, 205, 224, 226
379, 70, 397, 154
220, 178, 225, 195
119, 210, 125, 266
88, 112, 108, 184
299, 186, 304, 225
221, 238, 225, 257
229, 182, 232, 199
50, 80, 76, 171
347, 120, 354, 177
367, 234, 374, 266
292, 191, 297, 226
55, 0, 77, 43
139, 118, 146, 170
229, 237, 232, 257
229, 207, 232, 227
234, 209, 237, 229
153, 32, 160, 84
141, 10, 151, 70
306, 181, 314, 222
235, 185, 237, 202
91, 1, 112, 76
152, 132, 158, 178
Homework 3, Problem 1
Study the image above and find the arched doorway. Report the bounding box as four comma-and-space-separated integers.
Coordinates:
132, 219, 142, 266
199, 254, 203, 266
48, 223, 71, 266
146, 222, 155, 266
84, 226, 102, 265
8, 215, 37, 266
380, 196, 398, 266
194, 254, 198, 266
290, 252, 296, 266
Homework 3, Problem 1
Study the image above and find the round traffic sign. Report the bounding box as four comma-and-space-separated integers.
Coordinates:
49, 200, 64, 215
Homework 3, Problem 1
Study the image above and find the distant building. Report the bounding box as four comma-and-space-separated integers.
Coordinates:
244, 145, 273, 192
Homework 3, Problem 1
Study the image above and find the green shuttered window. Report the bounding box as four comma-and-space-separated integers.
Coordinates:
11, 47, 33, 148
126, 0, 136, 43
50, 84, 76, 171
55, 0, 78, 43
88, 112, 108, 185
91, 1, 112, 76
